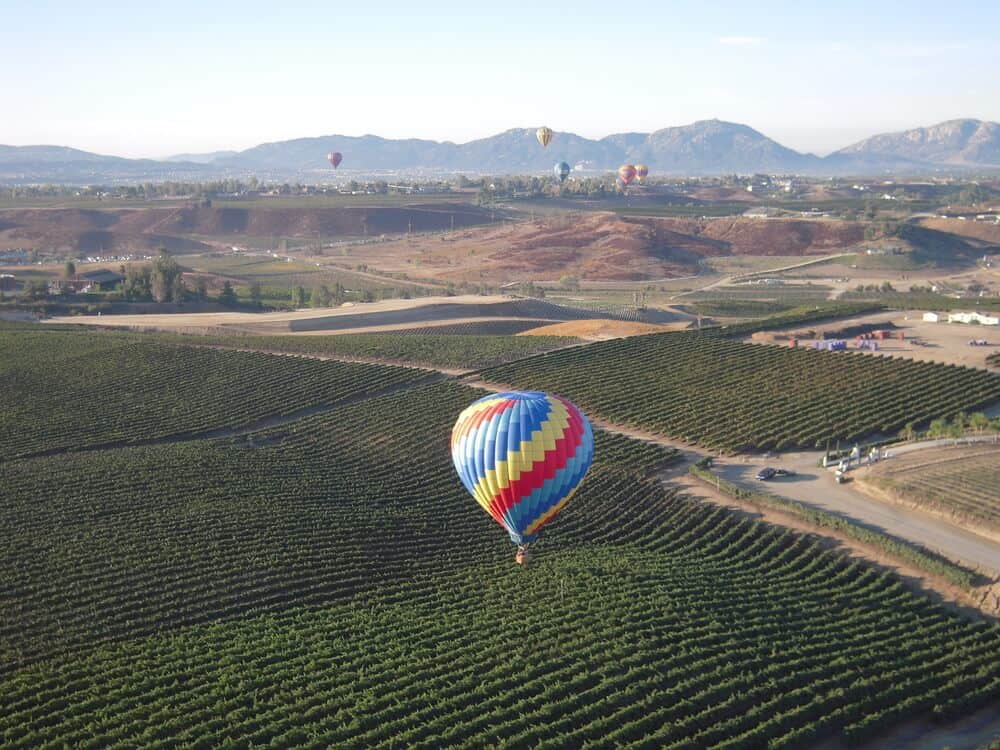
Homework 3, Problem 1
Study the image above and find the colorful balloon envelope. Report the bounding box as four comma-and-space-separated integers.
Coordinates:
536, 127, 554, 148
327, 152, 342, 168
634, 164, 649, 183
451, 391, 594, 548
555, 161, 571, 183
618, 164, 637, 186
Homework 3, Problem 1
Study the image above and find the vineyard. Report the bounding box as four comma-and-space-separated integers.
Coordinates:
0, 329, 430, 458
863, 445, 1000, 533
1, 378, 998, 747
481, 331, 1000, 452
177, 331, 580, 369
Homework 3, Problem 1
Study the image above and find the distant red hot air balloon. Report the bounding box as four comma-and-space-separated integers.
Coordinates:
327, 152, 343, 169
618, 164, 637, 186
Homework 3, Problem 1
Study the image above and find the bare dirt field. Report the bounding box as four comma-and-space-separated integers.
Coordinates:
742, 310, 1000, 369
517, 319, 689, 340
45, 294, 651, 336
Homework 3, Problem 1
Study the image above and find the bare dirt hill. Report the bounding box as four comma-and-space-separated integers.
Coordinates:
356, 213, 874, 284
645, 217, 869, 256
0, 204, 495, 253
916, 217, 1000, 246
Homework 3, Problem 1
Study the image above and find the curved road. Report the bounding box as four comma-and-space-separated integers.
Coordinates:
714, 449, 1000, 577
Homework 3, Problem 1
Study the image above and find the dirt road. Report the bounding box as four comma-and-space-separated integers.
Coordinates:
714, 450, 1000, 577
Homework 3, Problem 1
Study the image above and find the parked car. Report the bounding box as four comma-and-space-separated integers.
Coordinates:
756, 467, 795, 480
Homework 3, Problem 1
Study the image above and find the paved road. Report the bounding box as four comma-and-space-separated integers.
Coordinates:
714, 450, 1000, 577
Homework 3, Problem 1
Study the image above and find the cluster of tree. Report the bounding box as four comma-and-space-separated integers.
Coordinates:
5, 178, 453, 202
475, 175, 626, 205
119, 252, 185, 302
854, 282, 896, 293
898, 411, 999, 442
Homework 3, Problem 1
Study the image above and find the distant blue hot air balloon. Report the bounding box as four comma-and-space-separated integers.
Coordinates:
554, 162, 571, 183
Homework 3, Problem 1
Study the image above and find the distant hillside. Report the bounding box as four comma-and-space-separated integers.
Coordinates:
3, 118, 999, 182
164, 150, 238, 164
0, 203, 495, 253
834, 119, 1000, 168
624, 120, 822, 174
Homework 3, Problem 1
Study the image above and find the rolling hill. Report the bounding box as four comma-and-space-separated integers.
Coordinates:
2, 119, 999, 182
834, 119, 1000, 168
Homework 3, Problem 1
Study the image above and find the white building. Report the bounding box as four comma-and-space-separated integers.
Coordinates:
948, 312, 999, 326
922, 312, 940, 323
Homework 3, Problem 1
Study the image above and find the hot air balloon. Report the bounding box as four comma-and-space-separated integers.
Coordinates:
327, 152, 342, 169
635, 164, 649, 183
618, 164, 637, 186
451, 391, 594, 564
536, 127, 554, 148
554, 161, 571, 183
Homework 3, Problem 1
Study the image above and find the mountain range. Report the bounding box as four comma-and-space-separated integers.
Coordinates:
1, 119, 998, 183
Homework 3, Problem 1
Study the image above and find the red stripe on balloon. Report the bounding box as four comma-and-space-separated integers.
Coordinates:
487, 415, 585, 520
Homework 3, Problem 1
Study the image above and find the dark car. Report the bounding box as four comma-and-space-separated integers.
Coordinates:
774, 469, 796, 477
755, 467, 777, 481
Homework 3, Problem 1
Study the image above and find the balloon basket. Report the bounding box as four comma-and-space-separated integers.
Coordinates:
515, 545, 533, 566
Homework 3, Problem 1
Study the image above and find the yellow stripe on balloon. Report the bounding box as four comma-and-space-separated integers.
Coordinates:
469, 397, 571, 502
525, 484, 579, 535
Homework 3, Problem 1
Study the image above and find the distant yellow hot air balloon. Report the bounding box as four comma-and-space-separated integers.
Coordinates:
635, 164, 649, 183
536, 127, 554, 148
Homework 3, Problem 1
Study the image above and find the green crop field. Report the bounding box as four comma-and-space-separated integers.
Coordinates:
864, 445, 1000, 531
179, 253, 433, 292
683, 283, 834, 303
173, 331, 580, 369
481, 330, 1000, 452
2, 373, 998, 748
0, 328, 430, 458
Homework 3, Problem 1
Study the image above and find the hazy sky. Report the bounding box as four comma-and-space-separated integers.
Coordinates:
2, 0, 997, 158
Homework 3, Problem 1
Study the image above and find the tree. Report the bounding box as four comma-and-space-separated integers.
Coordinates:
898, 422, 917, 441
219, 281, 237, 306
293, 286, 307, 308
19, 280, 47, 301
311, 285, 333, 308
927, 418, 948, 439
121, 264, 153, 301
249, 282, 263, 305
969, 412, 989, 435
171, 274, 187, 304
150, 251, 183, 303
559, 275, 580, 291
63, 261, 76, 279
195, 278, 209, 301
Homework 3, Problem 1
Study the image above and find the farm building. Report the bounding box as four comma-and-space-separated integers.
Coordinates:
948, 311, 999, 326
0, 274, 15, 292
50, 269, 126, 295
922, 312, 940, 322
80, 269, 125, 291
